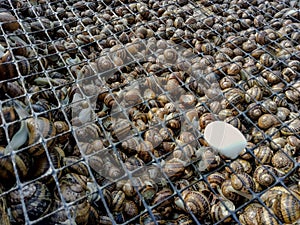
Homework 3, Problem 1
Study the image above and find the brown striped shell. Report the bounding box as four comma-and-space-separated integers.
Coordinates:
8, 181, 52, 223
272, 193, 300, 224
27, 117, 56, 157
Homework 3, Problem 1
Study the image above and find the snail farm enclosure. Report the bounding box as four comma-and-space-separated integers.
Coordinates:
0, 0, 300, 224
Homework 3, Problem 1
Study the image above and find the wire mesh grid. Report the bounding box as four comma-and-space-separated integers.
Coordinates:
0, 0, 299, 224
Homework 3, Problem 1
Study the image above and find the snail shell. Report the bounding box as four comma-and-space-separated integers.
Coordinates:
179, 94, 196, 108
4, 53, 30, 78
137, 141, 155, 163
276, 107, 290, 121
261, 99, 278, 114
0, 12, 20, 31
0, 106, 19, 145
181, 191, 210, 218
162, 141, 176, 153
251, 49, 265, 59
257, 114, 279, 129
3, 81, 25, 99
176, 214, 193, 225
122, 177, 142, 197
260, 186, 291, 207
247, 103, 263, 120
223, 116, 243, 130
31, 147, 64, 184
242, 40, 256, 52
226, 159, 252, 174
112, 190, 126, 212
250, 127, 265, 144
287, 135, 300, 149
124, 88, 142, 106
27, 117, 56, 157
245, 86, 263, 103
58, 173, 88, 203
272, 193, 300, 224
227, 63, 241, 75
199, 113, 217, 130
178, 131, 197, 147
53, 121, 70, 144
159, 127, 175, 141
211, 199, 235, 223
166, 117, 181, 131
110, 44, 127, 60
207, 172, 226, 189
63, 156, 89, 177
260, 53, 273, 67
270, 137, 286, 151
163, 48, 178, 63
96, 56, 113, 73
271, 150, 294, 174
121, 137, 139, 156
139, 210, 163, 225
221, 180, 241, 202
219, 77, 233, 90
140, 179, 158, 202
254, 145, 273, 164
103, 158, 123, 179
209, 101, 222, 114
123, 200, 139, 218
111, 118, 132, 140
163, 158, 185, 180
124, 156, 146, 175
0, 147, 31, 186
121, 36, 137, 50
238, 203, 262, 225
8, 181, 52, 223
50, 199, 90, 225
263, 70, 282, 85
218, 109, 238, 120
224, 88, 245, 108
198, 149, 221, 171
231, 172, 255, 194
88, 206, 100, 224
253, 165, 277, 186
152, 188, 173, 207
173, 143, 196, 162
259, 207, 280, 225
281, 119, 300, 136
144, 129, 163, 148
85, 146, 106, 174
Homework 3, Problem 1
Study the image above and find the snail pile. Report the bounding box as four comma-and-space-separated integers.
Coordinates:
0, 0, 299, 224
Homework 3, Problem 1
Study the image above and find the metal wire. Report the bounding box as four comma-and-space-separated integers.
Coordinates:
0, 0, 299, 224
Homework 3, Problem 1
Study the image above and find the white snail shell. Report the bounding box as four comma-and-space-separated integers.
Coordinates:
204, 121, 247, 159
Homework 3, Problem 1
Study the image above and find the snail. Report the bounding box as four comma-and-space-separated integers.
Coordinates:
272, 193, 300, 224
4, 102, 56, 157
253, 165, 277, 187
211, 199, 235, 223
175, 189, 210, 219
8, 181, 52, 223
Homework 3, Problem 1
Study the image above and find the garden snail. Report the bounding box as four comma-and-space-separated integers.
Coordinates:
175, 189, 210, 219
0, 51, 30, 81
253, 165, 277, 187
8, 181, 52, 223
210, 199, 235, 223
0, 12, 20, 32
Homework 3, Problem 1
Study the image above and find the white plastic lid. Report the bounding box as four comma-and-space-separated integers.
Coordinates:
204, 121, 247, 159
